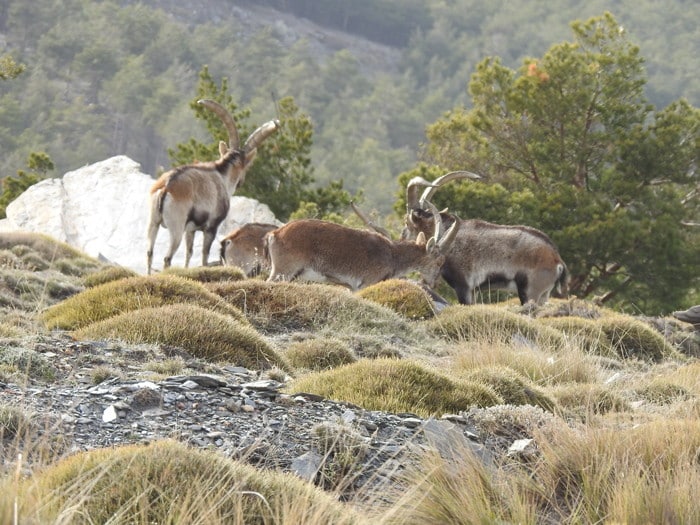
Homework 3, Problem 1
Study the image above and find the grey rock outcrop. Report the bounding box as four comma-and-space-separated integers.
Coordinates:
0, 156, 281, 273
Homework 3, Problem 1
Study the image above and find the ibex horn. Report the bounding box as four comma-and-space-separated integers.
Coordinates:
419, 170, 481, 208
244, 119, 280, 153
350, 201, 392, 239
198, 99, 240, 151
406, 176, 438, 212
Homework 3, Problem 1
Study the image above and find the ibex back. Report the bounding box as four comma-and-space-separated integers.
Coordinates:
265, 215, 458, 291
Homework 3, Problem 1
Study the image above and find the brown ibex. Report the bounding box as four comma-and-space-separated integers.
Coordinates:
220, 222, 278, 277
264, 207, 459, 291
146, 99, 279, 274
403, 171, 569, 305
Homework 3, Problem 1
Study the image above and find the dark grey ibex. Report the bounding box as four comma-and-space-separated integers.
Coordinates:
403, 171, 569, 305
146, 99, 279, 274
264, 204, 459, 291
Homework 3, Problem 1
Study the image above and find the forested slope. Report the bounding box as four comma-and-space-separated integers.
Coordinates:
0, 0, 697, 212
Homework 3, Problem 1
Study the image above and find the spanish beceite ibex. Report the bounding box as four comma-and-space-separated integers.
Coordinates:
264, 206, 459, 291
220, 222, 279, 277
146, 99, 279, 274
403, 171, 569, 305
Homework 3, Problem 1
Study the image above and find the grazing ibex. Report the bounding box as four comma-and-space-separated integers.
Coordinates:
220, 222, 278, 277
403, 171, 569, 305
265, 208, 459, 291
146, 99, 279, 274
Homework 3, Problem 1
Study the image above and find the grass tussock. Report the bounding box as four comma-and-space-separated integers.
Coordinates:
384, 414, 700, 524
530, 420, 700, 524
209, 280, 414, 338
634, 380, 693, 404
462, 366, 558, 412
0, 232, 97, 264
42, 274, 246, 330
599, 314, 682, 362
164, 265, 246, 283
74, 303, 287, 370
288, 358, 502, 417
17, 439, 361, 525
0, 404, 30, 440
0, 345, 56, 382
356, 279, 436, 319
383, 444, 538, 525
427, 304, 567, 351
551, 383, 630, 419
537, 316, 617, 358
82, 265, 138, 287
285, 338, 356, 371
451, 340, 598, 386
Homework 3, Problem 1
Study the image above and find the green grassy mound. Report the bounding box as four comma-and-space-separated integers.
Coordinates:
74, 303, 286, 370
288, 358, 502, 417
43, 274, 246, 330
22, 439, 360, 525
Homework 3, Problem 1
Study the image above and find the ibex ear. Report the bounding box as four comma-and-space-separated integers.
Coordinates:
416, 232, 427, 246
243, 148, 258, 167
219, 141, 228, 156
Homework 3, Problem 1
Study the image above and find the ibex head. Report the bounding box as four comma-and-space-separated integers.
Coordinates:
403, 170, 481, 240
197, 99, 280, 190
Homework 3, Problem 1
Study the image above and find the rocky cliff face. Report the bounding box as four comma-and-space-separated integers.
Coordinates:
0, 156, 281, 273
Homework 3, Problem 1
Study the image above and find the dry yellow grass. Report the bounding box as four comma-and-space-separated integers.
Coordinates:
15, 439, 362, 525
75, 303, 287, 370
42, 274, 246, 330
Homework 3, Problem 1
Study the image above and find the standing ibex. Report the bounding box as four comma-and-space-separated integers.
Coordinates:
265, 207, 459, 291
220, 222, 278, 277
146, 99, 279, 274
403, 171, 569, 305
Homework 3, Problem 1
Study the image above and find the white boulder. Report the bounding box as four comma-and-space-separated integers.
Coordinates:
0, 156, 281, 273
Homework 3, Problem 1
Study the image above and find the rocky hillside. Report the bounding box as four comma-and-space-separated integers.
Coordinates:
2, 231, 699, 522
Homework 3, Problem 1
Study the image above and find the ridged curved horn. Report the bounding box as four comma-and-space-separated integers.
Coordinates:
419, 170, 482, 208
350, 201, 392, 239
406, 176, 437, 212
244, 119, 280, 153
421, 199, 443, 248
198, 99, 240, 151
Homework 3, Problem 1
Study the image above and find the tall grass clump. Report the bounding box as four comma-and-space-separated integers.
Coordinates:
550, 383, 630, 419
451, 339, 598, 386
529, 420, 700, 523
17, 440, 362, 525
537, 316, 617, 358
462, 366, 557, 412
382, 444, 538, 525
285, 338, 356, 370
288, 358, 502, 417
74, 303, 287, 370
356, 279, 436, 319
427, 305, 566, 351
599, 314, 682, 362
42, 274, 246, 330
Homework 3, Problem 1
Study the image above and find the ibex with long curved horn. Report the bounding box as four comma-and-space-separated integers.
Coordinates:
265, 204, 459, 291
403, 171, 569, 305
146, 99, 279, 274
